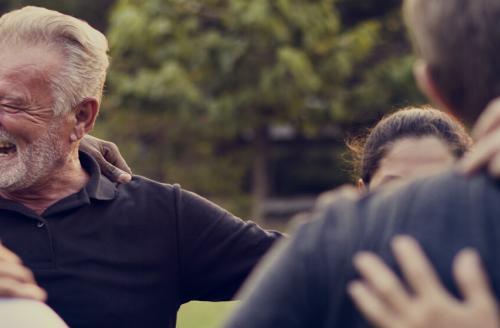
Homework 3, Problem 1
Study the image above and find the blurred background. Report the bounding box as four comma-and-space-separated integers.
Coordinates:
1, 0, 427, 326
1, 0, 426, 225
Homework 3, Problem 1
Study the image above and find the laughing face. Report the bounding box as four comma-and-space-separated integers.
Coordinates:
0, 43, 71, 191
0, 123, 66, 191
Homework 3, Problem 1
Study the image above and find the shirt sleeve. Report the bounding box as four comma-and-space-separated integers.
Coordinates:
222, 218, 330, 328
174, 186, 282, 303
223, 192, 366, 328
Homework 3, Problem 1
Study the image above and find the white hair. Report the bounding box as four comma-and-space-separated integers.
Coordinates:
0, 6, 109, 115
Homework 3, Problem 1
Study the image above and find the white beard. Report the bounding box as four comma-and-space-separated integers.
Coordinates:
0, 123, 65, 191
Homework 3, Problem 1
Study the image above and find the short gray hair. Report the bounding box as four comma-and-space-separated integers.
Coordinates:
404, 0, 500, 122
0, 6, 109, 115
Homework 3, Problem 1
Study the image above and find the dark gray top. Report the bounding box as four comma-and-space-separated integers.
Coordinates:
226, 171, 500, 327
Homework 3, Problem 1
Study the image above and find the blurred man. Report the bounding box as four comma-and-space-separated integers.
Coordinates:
225, 0, 500, 326
0, 6, 280, 327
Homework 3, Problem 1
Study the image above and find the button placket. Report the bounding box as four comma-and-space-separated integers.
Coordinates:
32, 216, 57, 268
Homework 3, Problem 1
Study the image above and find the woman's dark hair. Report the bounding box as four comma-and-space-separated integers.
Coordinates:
348, 106, 472, 184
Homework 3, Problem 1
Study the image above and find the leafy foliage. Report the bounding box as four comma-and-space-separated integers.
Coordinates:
99, 0, 425, 217
0, 0, 426, 217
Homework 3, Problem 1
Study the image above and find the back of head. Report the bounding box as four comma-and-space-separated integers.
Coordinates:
350, 107, 472, 184
404, 0, 500, 122
0, 6, 109, 115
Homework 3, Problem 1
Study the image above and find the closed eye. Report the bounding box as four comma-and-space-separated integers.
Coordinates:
0, 104, 24, 112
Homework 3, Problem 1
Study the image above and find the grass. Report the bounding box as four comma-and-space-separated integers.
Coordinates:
177, 301, 240, 328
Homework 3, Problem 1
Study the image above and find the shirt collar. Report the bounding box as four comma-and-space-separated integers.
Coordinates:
0, 151, 117, 218
80, 151, 118, 201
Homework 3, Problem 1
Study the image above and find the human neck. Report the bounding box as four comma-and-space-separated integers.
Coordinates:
0, 149, 89, 215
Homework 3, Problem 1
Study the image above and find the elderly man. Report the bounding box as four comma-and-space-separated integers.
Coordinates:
225, 0, 500, 326
0, 6, 280, 327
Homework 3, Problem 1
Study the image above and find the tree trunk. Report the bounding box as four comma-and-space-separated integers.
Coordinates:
251, 126, 269, 223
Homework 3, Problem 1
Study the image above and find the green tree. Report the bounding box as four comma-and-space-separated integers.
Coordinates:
101, 0, 424, 220
0, 0, 425, 221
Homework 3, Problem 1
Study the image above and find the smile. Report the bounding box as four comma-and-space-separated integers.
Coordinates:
0, 141, 16, 156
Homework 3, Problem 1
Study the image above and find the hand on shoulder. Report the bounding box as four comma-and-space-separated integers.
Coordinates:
460, 98, 500, 178
348, 236, 499, 328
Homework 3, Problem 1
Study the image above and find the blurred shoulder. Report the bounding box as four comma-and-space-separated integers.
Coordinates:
301, 170, 500, 246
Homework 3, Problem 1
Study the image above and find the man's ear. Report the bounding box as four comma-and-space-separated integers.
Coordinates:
414, 60, 456, 113
70, 98, 99, 142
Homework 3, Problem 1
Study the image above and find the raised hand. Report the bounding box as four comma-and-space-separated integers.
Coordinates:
0, 243, 46, 301
461, 98, 500, 177
80, 135, 132, 183
348, 236, 499, 328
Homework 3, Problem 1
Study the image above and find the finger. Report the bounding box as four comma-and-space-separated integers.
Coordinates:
353, 252, 412, 312
487, 153, 500, 178
0, 279, 46, 301
100, 144, 132, 183
460, 130, 500, 175
472, 98, 500, 140
0, 262, 35, 283
453, 249, 496, 306
91, 148, 129, 183
348, 281, 400, 328
0, 243, 22, 263
83, 146, 107, 166
101, 163, 132, 184
103, 143, 132, 174
392, 236, 448, 297
117, 172, 132, 184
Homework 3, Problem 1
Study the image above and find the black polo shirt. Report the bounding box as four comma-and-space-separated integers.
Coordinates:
0, 152, 280, 328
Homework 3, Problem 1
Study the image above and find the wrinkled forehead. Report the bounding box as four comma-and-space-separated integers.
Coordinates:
0, 43, 62, 87
0, 69, 50, 102
0, 43, 63, 104
0, 42, 63, 75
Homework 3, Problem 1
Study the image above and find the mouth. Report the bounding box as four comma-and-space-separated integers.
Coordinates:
0, 141, 16, 156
